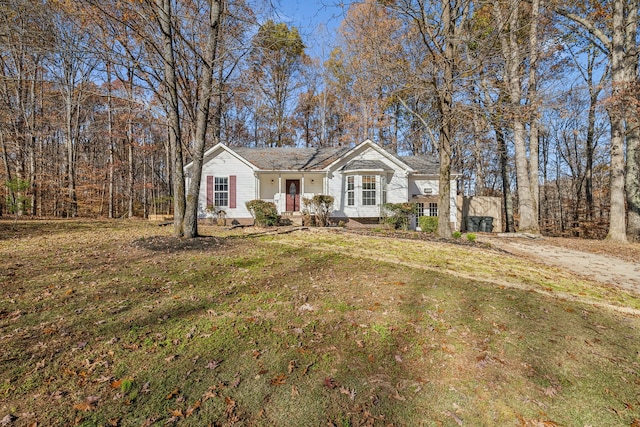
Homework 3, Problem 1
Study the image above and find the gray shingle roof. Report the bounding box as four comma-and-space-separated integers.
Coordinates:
341, 160, 391, 171
233, 147, 350, 170
229, 145, 442, 174
402, 156, 440, 175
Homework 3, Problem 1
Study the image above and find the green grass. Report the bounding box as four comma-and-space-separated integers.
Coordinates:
0, 220, 639, 426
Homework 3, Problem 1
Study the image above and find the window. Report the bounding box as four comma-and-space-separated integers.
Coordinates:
381, 175, 387, 205
346, 176, 355, 206
362, 175, 376, 206
214, 177, 229, 207
428, 202, 438, 217
417, 203, 424, 217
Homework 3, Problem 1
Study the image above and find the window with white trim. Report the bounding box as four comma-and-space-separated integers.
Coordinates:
347, 176, 355, 206
214, 176, 229, 207
381, 175, 387, 205
362, 175, 376, 206
417, 203, 424, 217
428, 202, 438, 217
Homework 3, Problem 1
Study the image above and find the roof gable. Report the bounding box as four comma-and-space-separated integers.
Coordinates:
184, 143, 258, 172
325, 140, 410, 171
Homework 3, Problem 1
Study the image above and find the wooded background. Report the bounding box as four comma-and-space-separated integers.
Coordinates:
1, 0, 638, 242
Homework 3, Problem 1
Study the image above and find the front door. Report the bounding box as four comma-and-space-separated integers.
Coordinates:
286, 179, 300, 212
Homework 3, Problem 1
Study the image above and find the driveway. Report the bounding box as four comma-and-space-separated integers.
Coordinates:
480, 234, 640, 295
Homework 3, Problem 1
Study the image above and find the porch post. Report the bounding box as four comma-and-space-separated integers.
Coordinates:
255, 173, 260, 199
301, 175, 305, 201
278, 175, 282, 212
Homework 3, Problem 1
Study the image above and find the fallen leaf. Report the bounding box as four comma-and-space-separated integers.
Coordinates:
110, 380, 122, 389
168, 408, 183, 418
0, 414, 17, 426
287, 360, 296, 374
302, 362, 314, 376
166, 388, 180, 400
230, 373, 241, 388
206, 360, 220, 370
202, 387, 218, 401
73, 401, 94, 412
291, 385, 299, 397
224, 396, 236, 416
270, 373, 287, 385
185, 400, 201, 417
107, 418, 119, 426
324, 377, 339, 389
444, 410, 463, 426
339, 386, 356, 400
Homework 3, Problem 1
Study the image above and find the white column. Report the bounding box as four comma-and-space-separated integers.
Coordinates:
278, 175, 282, 212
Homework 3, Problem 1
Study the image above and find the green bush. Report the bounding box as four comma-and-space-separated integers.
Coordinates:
382, 203, 417, 230
418, 216, 438, 233
466, 233, 477, 242
452, 231, 462, 239
245, 200, 279, 227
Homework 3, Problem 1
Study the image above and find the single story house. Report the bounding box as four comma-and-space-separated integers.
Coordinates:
184, 139, 460, 227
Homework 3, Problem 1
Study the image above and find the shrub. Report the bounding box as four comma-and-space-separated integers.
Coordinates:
382, 203, 417, 230
245, 200, 279, 227
466, 233, 477, 242
452, 231, 462, 239
418, 216, 438, 233
302, 195, 334, 227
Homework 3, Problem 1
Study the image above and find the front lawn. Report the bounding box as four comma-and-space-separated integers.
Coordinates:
1, 220, 638, 426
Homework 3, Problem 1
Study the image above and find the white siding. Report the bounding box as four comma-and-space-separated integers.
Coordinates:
198, 150, 256, 218
409, 177, 458, 224
327, 147, 409, 218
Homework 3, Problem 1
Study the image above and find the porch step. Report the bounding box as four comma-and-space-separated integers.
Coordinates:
281, 211, 303, 225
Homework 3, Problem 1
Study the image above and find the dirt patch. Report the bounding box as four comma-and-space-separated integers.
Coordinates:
132, 235, 226, 252
480, 234, 640, 295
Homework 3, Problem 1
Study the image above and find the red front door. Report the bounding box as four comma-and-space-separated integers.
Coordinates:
286, 180, 300, 212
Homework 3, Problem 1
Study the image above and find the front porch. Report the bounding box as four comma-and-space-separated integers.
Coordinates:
257, 172, 326, 215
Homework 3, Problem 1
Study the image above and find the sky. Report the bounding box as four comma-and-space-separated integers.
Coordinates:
271, 0, 352, 60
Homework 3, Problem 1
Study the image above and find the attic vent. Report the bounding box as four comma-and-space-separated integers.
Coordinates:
422, 187, 433, 195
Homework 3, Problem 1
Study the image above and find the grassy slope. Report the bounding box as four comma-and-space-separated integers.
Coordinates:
0, 220, 638, 426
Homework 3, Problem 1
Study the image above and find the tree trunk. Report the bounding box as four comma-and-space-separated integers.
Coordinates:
435, 0, 454, 239
496, 125, 515, 233
106, 62, 115, 219
606, 0, 629, 242
155, 0, 185, 237
624, 0, 640, 242
527, 0, 541, 225
65, 89, 77, 217
127, 67, 135, 218
626, 124, 640, 241
183, 0, 223, 238
585, 52, 599, 221
495, 0, 539, 233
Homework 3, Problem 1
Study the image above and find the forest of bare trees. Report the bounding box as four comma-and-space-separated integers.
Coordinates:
1, 0, 639, 242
